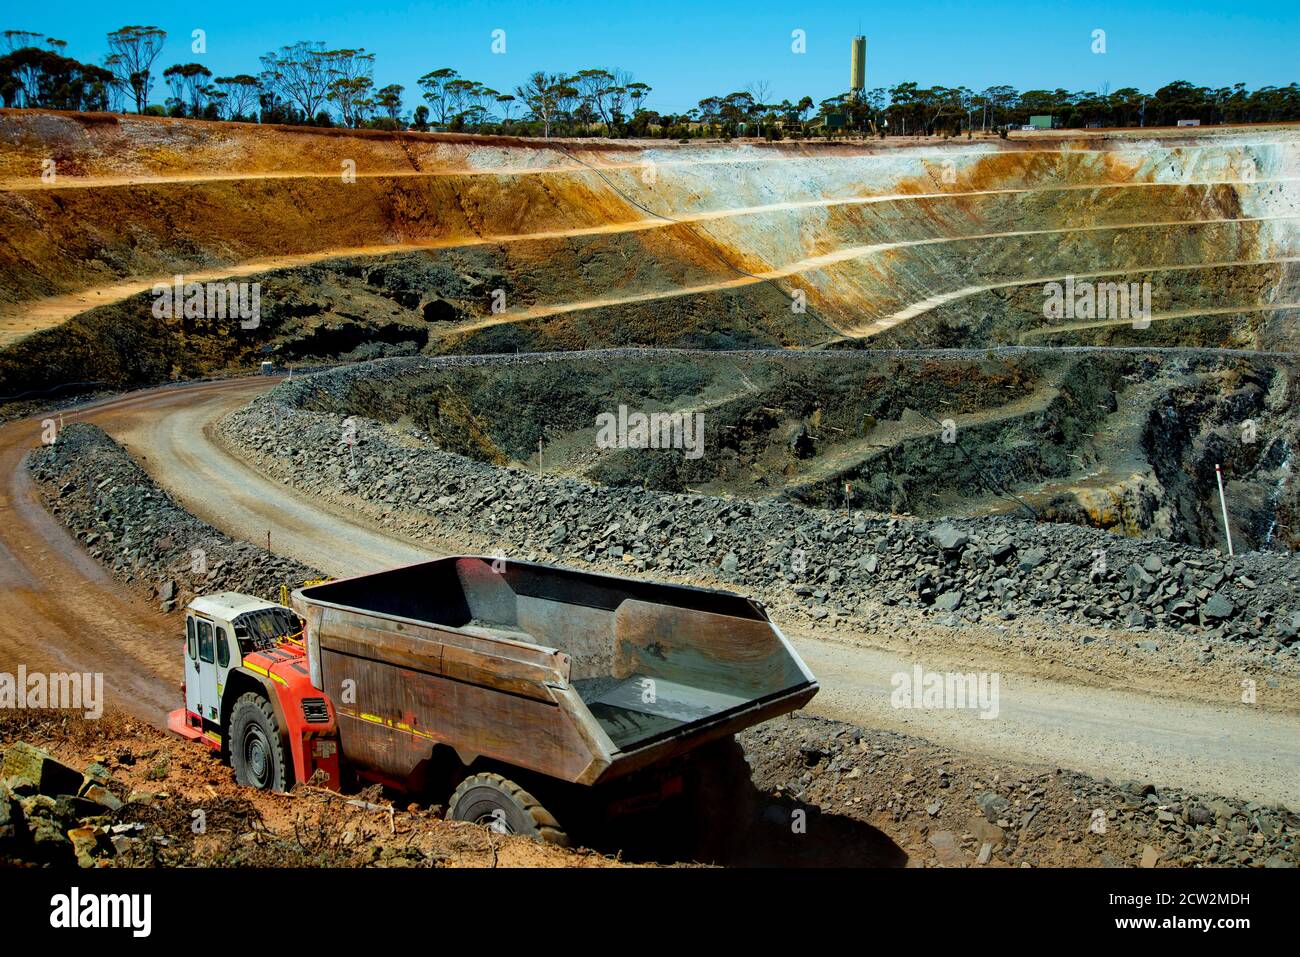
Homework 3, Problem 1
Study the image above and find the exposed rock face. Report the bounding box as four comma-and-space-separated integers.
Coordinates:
3, 117, 1297, 401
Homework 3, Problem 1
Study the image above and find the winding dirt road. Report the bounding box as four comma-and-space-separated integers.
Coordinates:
2, 374, 1295, 804
0, 387, 219, 719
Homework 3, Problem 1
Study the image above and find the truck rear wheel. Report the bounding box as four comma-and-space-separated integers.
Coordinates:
447, 772, 569, 847
229, 692, 288, 792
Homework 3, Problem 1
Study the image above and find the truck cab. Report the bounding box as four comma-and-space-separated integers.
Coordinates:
181, 593, 262, 743
169, 592, 337, 790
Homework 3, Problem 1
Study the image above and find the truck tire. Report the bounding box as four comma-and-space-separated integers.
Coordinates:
447, 772, 569, 847
229, 692, 288, 792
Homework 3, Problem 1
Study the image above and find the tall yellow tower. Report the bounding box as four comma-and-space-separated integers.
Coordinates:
850, 35, 866, 95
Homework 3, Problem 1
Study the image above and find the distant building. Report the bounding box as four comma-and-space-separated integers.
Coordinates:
850, 36, 866, 95
813, 112, 847, 131
1177, 119, 1201, 127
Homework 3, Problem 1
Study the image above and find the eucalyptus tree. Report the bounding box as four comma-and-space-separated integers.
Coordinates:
106, 24, 166, 112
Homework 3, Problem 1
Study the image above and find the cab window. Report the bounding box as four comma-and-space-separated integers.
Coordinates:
186, 617, 197, 660
216, 627, 231, 668
197, 620, 214, 664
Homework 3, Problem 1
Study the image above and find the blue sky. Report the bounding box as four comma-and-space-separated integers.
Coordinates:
12, 1, 1298, 114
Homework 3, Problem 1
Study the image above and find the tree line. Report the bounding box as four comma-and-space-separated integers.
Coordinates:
2, 26, 1298, 138
819, 81, 1300, 136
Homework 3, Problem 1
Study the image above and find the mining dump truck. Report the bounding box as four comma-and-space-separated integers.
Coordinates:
169, 556, 818, 844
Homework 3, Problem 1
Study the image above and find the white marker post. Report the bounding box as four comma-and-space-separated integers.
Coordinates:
1215, 464, 1234, 557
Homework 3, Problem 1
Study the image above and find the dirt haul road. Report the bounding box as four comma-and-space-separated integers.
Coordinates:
1, 376, 1294, 805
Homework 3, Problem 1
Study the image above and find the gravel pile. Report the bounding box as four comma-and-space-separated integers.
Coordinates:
28, 424, 319, 610
221, 390, 1300, 653
742, 714, 1297, 867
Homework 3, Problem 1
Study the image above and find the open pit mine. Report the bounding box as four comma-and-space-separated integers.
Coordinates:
0, 110, 1298, 871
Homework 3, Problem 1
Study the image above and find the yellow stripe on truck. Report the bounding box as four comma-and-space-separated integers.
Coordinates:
244, 662, 288, 686
342, 708, 437, 741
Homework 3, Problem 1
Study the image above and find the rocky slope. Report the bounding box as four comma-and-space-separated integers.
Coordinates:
742, 713, 1297, 868
4, 699, 1295, 868
277, 349, 1299, 551
211, 357, 1300, 651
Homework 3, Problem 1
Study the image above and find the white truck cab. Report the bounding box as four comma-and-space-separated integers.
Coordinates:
183, 593, 295, 740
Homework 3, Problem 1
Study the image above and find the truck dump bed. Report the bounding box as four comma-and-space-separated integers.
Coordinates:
292, 556, 817, 786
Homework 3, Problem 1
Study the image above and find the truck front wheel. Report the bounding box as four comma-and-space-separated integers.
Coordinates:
447, 772, 569, 847
229, 692, 288, 792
